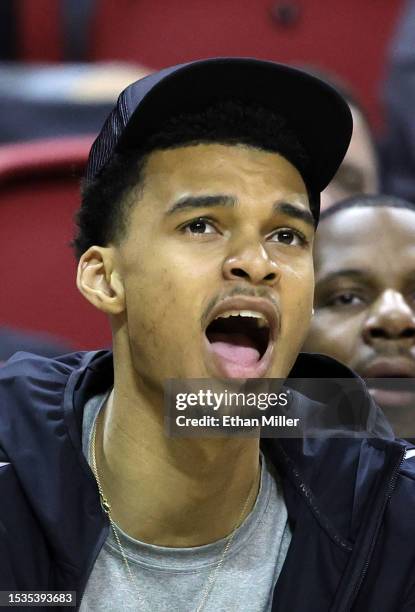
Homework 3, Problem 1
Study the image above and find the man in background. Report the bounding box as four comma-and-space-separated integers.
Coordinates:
303, 67, 380, 210
303, 193, 415, 438
321, 98, 379, 210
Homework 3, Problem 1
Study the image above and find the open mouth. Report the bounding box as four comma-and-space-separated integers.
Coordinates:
203, 302, 276, 378
206, 312, 269, 364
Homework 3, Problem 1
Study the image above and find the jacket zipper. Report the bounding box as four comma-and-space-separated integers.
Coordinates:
335, 444, 406, 612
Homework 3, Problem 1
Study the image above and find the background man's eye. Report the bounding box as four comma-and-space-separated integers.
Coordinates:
184, 219, 216, 234
331, 293, 363, 306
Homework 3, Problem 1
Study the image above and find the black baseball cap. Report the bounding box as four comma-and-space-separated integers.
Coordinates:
85, 57, 353, 222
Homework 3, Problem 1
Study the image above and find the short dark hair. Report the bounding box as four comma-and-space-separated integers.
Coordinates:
320, 193, 415, 222
72, 100, 315, 259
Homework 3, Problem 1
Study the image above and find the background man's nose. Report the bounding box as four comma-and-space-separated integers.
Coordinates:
222, 242, 279, 285
362, 289, 415, 346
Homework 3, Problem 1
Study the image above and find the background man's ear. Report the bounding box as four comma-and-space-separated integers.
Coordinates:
77, 247, 125, 314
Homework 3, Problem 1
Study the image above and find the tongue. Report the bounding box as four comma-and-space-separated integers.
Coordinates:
208, 332, 261, 366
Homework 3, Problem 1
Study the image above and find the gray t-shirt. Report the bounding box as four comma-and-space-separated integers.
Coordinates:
80, 392, 291, 612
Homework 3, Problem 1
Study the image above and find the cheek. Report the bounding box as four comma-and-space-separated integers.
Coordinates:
279, 269, 314, 349
123, 259, 203, 354
283, 263, 314, 314
304, 312, 360, 365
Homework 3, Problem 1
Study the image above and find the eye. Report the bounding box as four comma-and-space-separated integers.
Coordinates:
269, 228, 306, 246
180, 217, 218, 235
328, 292, 364, 307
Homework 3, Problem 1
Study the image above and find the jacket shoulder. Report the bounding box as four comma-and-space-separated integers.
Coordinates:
0, 350, 104, 457
0, 351, 81, 418
0, 350, 88, 381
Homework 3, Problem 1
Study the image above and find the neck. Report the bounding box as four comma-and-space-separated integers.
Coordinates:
93, 370, 261, 547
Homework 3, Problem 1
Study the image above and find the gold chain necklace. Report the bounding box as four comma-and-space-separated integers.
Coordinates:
90, 411, 259, 612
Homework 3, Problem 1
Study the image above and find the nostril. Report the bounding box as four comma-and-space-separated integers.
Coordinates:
368, 327, 415, 340
264, 272, 276, 281
401, 328, 415, 339
231, 268, 249, 278
369, 328, 387, 339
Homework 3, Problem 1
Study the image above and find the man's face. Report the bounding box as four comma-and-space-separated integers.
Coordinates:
113, 143, 314, 390
303, 206, 415, 415
321, 106, 379, 211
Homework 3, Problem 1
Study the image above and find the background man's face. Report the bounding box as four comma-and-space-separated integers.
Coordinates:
303, 206, 415, 420
321, 106, 379, 211
114, 143, 314, 390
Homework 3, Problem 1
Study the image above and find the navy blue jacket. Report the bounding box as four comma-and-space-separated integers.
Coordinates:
0, 350, 415, 611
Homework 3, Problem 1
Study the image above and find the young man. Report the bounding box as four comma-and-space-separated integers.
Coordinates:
1, 59, 414, 612
303, 193, 415, 439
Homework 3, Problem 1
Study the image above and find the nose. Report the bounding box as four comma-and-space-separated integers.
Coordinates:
362, 289, 415, 346
222, 240, 279, 285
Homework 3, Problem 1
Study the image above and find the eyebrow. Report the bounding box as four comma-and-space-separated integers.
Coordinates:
273, 202, 315, 227
166, 194, 237, 215
166, 195, 315, 225
317, 269, 370, 286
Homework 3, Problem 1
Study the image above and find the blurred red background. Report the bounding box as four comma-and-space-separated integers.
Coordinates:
17, 0, 404, 129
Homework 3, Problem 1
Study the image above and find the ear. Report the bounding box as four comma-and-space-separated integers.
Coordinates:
76, 246, 125, 314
